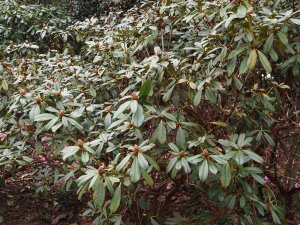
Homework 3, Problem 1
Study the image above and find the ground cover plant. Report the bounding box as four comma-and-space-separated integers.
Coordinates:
0, 0, 300, 224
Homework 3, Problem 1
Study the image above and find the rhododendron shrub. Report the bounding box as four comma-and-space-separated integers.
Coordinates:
0, 0, 300, 224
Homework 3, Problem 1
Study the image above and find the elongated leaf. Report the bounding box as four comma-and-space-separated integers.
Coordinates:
193, 88, 202, 106
181, 157, 191, 174
29, 105, 40, 121
116, 155, 131, 171
67, 117, 83, 130
166, 157, 178, 173
139, 79, 152, 99
163, 85, 175, 102
143, 155, 160, 171
34, 113, 56, 122
209, 121, 227, 127
141, 170, 154, 186
199, 159, 209, 181
51, 122, 62, 132
277, 32, 288, 45
247, 49, 257, 70
221, 162, 232, 187
45, 117, 59, 130
130, 158, 141, 182
132, 105, 144, 127
157, 120, 166, 144
258, 50, 272, 73
130, 100, 138, 113
62, 116, 68, 127
205, 87, 217, 104
138, 154, 149, 170
62, 146, 80, 160
176, 127, 186, 149
243, 149, 263, 163
93, 180, 105, 209
150, 218, 159, 225
109, 184, 121, 213
113, 101, 131, 119
264, 34, 274, 52
263, 132, 275, 147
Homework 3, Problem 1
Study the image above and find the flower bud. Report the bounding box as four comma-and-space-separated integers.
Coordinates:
19, 89, 26, 96
247, 7, 254, 15
77, 139, 84, 148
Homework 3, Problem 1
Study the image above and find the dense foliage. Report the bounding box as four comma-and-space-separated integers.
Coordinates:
0, 0, 300, 224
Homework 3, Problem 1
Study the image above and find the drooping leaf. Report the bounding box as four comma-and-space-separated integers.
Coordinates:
157, 120, 166, 144
132, 105, 144, 127
247, 49, 257, 70
139, 79, 152, 99
199, 159, 209, 181
258, 50, 272, 73
221, 162, 232, 187
130, 158, 141, 183
141, 169, 154, 186
93, 180, 105, 209
109, 184, 121, 213
62, 146, 80, 160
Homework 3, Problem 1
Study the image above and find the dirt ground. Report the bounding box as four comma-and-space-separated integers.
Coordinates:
0, 176, 91, 225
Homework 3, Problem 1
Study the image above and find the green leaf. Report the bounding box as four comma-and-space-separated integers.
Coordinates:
1, 79, 8, 91
271, 209, 281, 224
264, 34, 274, 53
226, 59, 238, 75
45, 117, 59, 131
221, 162, 231, 187
132, 105, 144, 127
35, 140, 42, 155
199, 159, 209, 181
62, 116, 68, 127
130, 158, 141, 183
166, 157, 178, 173
29, 104, 40, 121
130, 100, 138, 113
66, 117, 83, 130
290, 18, 300, 25
205, 87, 217, 104
243, 149, 263, 163
150, 218, 159, 225
109, 184, 121, 213
138, 154, 149, 170
116, 155, 131, 171
239, 57, 248, 74
257, 50, 272, 73
34, 113, 56, 122
193, 88, 203, 106
157, 120, 166, 144
181, 157, 191, 174
251, 173, 265, 185
277, 32, 288, 45
62, 146, 80, 160
143, 155, 160, 171
263, 132, 275, 147
176, 127, 186, 149
139, 79, 152, 99
163, 85, 175, 102
247, 49, 257, 70
237, 5, 247, 17
113, 101, 131, 119
141, 169, 154, 186
168, 143, 180, 152
93, 180, 105, 209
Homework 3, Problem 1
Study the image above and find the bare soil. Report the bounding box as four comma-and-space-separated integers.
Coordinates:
0, 174, 91, 225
